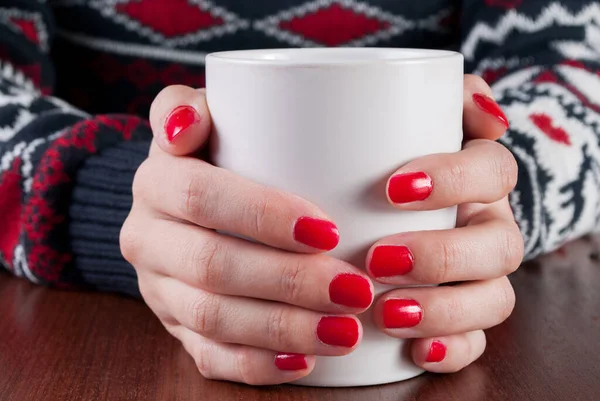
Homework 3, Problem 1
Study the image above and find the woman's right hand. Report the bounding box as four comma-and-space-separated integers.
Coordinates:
120, 85, 374, 385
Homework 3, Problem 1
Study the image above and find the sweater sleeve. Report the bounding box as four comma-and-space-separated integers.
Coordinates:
0, 0, 150, 296
461, 0, 600, 260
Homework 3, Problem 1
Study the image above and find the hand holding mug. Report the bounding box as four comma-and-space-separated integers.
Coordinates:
122, 86, 372, 386
121, 49, 523, 387
366, 74, 522, 372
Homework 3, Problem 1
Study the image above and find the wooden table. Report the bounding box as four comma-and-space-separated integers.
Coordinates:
1, 237, 600, 401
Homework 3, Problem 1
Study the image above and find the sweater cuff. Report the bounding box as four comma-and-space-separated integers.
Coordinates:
69, 140, 150, 298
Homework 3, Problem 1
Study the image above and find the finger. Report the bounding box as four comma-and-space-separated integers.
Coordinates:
146, 277, 362, 356
385, 139, 517, 210
173, 326, 316, 385
457, 190, 517, 227
366, 199, 523, 285
463, 74, 509, 140
149, 85, 211, 156
373, 277, 515, 338
129, 217, 372, 313
132, 154, 340, 252
412, 330, 486, 373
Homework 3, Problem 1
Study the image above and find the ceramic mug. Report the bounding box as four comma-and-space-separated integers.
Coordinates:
205, 48, 463, 387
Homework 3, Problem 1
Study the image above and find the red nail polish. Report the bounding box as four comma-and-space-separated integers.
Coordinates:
317, 316, 359, 347
329, 274, 372, 309
387, 172, 433, 204
164, 105, 200, 142
293, 217, 339, 251
426, 340, 446, 363
383, 299, 423, 328
369, 245, 414, 278
274, 353, 308, 371
472, 93, 509, 129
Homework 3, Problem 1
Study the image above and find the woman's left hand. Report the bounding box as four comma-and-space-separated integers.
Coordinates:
371, 75, 523, 372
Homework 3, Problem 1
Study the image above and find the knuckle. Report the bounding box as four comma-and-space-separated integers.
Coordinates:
445, 295, 468, 326
179, 176, 201, 219
131, 159, 153, 203
493, 144, 519, 193
190, 292, 221, 339
176, 167, 214, 222
499, 222, 525, 275
196, 357, 214, 380
267, 307, 294, 350
189, 237, 224, 290
434, 240, 462, 284
242, 185, 272, 238
447, 161, 469, 197
194, 342, 214, 380
236, 348, 261, 385
279, 258, 308, 304
119, 215, 141, 265
496, 278, 516, 323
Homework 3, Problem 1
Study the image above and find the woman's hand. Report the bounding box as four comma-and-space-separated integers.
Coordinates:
121, 86, 375, 385
370, 75, 523, 372
122, 74, 523, 385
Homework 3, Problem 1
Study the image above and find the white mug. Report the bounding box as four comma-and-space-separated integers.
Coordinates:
206, 48, 463, 387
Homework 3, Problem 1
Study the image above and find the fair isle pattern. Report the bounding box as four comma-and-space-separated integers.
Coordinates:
8, 130, 63, 282
553, 23, 600, 62
0, 60, 37, 94
0, 64, 86, 277
253, 0, 452, 48
0, 6, 50, 52
462, 2, 600, 61
0, 63, 85, 146
88, 0, 250, 48
55, 31, 210, 65
0, 65, 39, 143
53, 0, 457, 62
497, 63, 600, 257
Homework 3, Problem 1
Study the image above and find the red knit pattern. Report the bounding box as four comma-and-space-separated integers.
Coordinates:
0, 159, 23, 269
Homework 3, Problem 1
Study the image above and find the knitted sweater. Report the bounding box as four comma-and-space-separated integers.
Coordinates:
1, 0, 599, 297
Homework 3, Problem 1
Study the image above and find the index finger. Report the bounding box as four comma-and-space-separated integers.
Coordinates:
134, 153, 340, 253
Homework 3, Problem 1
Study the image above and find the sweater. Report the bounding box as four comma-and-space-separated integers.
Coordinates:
1, 0, 599, 297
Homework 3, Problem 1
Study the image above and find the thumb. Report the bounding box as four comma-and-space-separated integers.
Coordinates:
149, 85, 211, 156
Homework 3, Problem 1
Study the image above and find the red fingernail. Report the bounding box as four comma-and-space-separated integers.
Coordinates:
317, 316, 359, 347
369, 245, 414, 278
293, 217, 339, 251
164, 105, 200, 142
383, 299, 423, 328
387, 172, 433, 204
472, 93, 509, 129
329, 274, 372, 309
426, 340, 447, 363
274, 353, 308, 371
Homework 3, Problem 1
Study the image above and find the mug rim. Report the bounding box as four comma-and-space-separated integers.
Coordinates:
206, 47, 462, 67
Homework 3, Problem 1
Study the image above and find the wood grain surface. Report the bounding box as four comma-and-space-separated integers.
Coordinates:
1, 238, 599, 401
